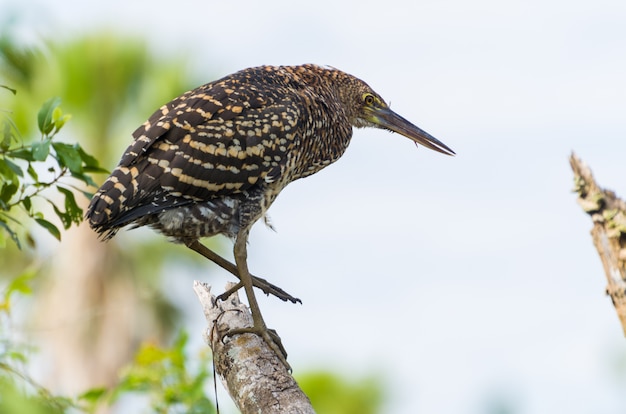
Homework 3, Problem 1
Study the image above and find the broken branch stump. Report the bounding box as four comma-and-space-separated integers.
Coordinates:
570, 153, 626, 335
193, 281, 314, 413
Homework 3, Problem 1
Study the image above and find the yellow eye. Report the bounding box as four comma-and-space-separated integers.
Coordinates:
364, 94, 375, 105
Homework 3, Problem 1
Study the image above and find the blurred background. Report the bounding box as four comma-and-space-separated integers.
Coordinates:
1, 0, 626, 413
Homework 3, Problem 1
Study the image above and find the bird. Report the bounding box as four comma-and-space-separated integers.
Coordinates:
86, 64, 455, 369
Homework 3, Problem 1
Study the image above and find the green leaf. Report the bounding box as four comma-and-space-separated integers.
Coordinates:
8, 148, 34, 162
22, 196, 31, 212
53, 109, 71, 133
31, 138, 51, 161
52, 107, 62, 125
5, 269, 36, 298
0, 218, 19, 248
26, 163, 38, 181
78, 189, 95, 200
77, 146, 101, 169
70, 171, 97, 187
135, 342, 169, 366
0, 159, 17, 181
50, 202, 70, 229
78, 387, 108, 403
55, 186, 83, 228
82, 165, 109, 174
52, 142, 82, 173
5, 350, 28, 364
3, 157, 23, 177
0, 183, 18, 204
35, 217, 61, 241
1, 117, 13, 151
37, 97, 61, 135
1, 269, 37, 311
0, 159, 20, 206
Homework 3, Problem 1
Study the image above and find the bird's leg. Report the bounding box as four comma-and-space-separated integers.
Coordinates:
226, 228, 291, 370
184, 239, 301, 304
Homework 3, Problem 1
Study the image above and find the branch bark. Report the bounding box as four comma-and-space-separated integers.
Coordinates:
193, 281, 314, 414
570, 153, 626, 335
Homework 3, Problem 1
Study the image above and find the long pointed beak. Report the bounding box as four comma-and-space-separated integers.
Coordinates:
372, 107, 455, 156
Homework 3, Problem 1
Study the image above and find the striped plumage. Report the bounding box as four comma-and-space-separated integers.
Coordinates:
88, 65, 358, 241
86, 64, 454, 367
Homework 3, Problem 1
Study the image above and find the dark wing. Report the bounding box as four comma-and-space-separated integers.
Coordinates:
86, 75, 302, 234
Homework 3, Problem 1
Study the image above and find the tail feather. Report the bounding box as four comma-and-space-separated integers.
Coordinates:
86, 165, 141, 238
87, 164, 192, 240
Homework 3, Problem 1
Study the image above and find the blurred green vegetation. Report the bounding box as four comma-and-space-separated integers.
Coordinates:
0, 272, 218, 413
0, 272, 78, 413
80, 331, 217, 413
297, 370, 384, 414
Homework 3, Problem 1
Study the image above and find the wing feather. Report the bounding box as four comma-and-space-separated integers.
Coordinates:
87, 71, 303, 231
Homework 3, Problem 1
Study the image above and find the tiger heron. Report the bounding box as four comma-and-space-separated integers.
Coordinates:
86, 64, 455, 369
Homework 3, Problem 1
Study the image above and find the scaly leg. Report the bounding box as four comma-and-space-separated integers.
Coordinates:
184, 239, 301, 304
226, 228, 290, 370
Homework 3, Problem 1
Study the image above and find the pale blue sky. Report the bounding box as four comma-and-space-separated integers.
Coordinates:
4, 0, 626, 412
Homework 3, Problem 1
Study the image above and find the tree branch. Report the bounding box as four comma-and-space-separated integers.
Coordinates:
570, 153, 626, 335
193, 281, 314, 414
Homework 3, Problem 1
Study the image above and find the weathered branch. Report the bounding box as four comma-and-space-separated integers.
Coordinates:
193, 281, 314, 414
570, 153, 626, 335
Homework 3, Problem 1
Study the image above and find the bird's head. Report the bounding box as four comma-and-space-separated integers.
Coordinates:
340, 73, 455, 156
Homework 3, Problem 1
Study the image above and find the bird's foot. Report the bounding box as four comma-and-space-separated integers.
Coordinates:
217, 276, 302, 304
183, 240, 301, 304
224, 325, 291, 371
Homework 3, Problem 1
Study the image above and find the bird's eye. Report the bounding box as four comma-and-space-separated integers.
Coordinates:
363, 94, 375, 106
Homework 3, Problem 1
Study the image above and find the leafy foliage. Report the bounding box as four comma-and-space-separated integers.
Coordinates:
0, 272, 79, 413
0, 271, 217, 414
89, 331, 217, 414
0, 94, 105, 247
296, 370, 385, 414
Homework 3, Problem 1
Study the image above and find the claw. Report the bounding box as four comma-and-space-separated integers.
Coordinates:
249, 275, 302, 304
216, 277, 302, 304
